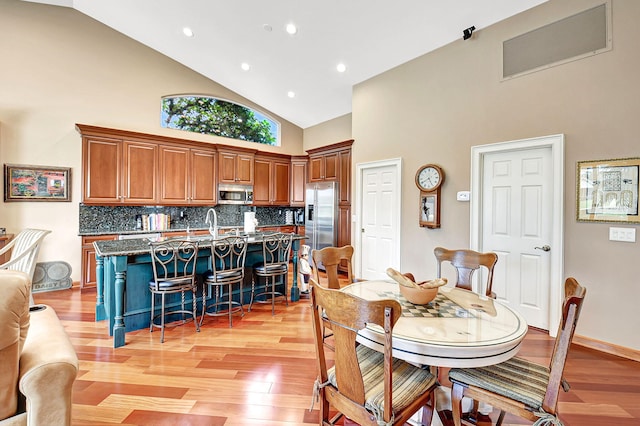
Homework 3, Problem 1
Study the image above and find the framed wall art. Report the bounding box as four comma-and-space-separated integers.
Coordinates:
576, 157, 639, 223
4, 164, 71, 202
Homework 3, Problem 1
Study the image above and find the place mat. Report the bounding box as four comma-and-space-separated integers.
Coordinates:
377, 290, 474, 318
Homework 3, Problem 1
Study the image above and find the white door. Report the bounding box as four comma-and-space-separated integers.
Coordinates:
472, 135, 564, 333
482, 148, 552, 328
356, 159, 402, 280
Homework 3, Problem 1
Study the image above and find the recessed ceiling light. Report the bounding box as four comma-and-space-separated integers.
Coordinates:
241, 62, 250, 71
287, 91, 296, 98
336, 63, 347, 73
182, 27, 194, 37
285, 23, 298, 35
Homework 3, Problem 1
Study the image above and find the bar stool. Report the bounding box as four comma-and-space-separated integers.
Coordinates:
249, 233, 293, 315
148, 239, 199, 343
201, 235, 248, 327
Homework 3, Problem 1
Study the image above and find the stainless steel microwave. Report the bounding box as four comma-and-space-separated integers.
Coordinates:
218, 183, 253, 205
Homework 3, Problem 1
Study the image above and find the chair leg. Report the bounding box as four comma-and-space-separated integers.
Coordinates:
421, 391, 435, 426
150, 292, 155, 333
192, 287, 200, 332
248, 272, 256, 312
496, 410, 506, 426
451, 383, 465, 426
160, 293, 166, 343
270, 276, 276, 316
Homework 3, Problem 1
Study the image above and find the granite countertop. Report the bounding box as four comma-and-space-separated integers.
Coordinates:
93, 232, 307, 257
80, 224, 301, 237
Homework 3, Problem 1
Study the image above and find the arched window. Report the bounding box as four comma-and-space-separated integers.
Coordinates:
161, 95, 280, 146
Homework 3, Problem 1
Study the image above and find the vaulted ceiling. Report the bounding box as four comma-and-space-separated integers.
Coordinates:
24, 0, 548, 128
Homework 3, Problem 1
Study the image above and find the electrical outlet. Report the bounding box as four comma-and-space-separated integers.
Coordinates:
609, 227, 636, 242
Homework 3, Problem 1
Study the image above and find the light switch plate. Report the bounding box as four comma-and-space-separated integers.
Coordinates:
456, 191, 470, 202
609, 227, 636, 242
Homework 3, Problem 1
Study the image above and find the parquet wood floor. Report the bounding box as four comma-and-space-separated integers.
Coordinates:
33, 276, 640, 426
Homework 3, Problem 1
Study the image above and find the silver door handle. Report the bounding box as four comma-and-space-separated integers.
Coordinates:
535, 245, 551, 252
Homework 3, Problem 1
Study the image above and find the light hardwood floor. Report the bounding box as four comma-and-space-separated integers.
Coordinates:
33, 278, 640, 426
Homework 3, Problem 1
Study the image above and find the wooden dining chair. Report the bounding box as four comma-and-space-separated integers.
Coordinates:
309, 279, 437, 426
448, 277, 587, 426
311, 245, 358, 348
311, 245, 356, 290
434, 247, 498, 298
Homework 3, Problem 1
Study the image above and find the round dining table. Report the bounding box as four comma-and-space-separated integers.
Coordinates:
341, 280, 528, 368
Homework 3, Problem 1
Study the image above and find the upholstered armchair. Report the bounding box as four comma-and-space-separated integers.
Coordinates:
0, 270, 78, 426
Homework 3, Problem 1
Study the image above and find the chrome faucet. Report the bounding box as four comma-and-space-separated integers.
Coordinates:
205, 208, 218, 238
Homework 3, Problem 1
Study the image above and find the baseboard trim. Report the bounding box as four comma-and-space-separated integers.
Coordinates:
573, 334, 640, 362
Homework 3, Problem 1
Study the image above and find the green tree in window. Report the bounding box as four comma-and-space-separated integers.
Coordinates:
162, 97, 276, 145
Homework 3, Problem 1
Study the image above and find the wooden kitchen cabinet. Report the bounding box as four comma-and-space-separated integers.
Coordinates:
254, 154, 290, 206
159, 145, 217, 205
218, 147, 255, 184
290, 156, 307, 207
81, 234, 117, 289
309, 151, 338, 182
82, 134, 157, 204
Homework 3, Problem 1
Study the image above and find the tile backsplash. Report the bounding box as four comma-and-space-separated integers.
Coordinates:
79, 204, 304, 235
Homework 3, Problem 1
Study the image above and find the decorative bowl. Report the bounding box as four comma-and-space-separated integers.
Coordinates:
399, 284, 438, 305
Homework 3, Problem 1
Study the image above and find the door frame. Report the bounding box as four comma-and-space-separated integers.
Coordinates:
354, 157, 403, 279
470, 134, 565, 335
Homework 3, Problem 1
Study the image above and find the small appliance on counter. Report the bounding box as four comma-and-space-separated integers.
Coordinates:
244, 211, 257, 233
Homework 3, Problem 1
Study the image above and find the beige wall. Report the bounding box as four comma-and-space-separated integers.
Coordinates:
348, 0, 640, 350
303, 113, 352, 151
0, 0, 303, 282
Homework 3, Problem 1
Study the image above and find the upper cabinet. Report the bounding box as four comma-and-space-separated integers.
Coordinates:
218, 147, 255, 184
290, 156, 308, 207
307, 140, 353, 204
82, 134, 158, 204
254, 153, 290, 206
158, 146, 217, 205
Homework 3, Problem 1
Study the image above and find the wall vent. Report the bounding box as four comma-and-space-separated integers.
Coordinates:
503, 2, 611, 79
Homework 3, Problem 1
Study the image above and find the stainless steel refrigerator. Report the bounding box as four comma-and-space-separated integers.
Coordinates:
305, 181, 338, 270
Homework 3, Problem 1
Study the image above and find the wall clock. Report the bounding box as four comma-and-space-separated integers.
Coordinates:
415, 164, 444, 192
416, 164, 444, 228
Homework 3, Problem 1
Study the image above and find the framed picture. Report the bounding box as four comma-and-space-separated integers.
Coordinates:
576, 157, 639, 223
4, 164, 71, 202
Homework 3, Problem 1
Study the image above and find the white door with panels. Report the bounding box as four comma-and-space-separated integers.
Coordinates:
356, 159, 401, 281
472, 135, 564, 333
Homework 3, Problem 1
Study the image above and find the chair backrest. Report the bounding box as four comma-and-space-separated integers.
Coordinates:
434, 246, 498, 297
149, 240, 198, 289
310, 279, 402, 420
260, 233, 293, 268
210, 236, 247, 281
543, 277, 586, 414
311, 245, 354, 290
2, 229, 51, 279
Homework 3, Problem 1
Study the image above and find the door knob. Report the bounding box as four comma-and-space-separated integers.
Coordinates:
535, 245, 551, 252
361, 228, 365, 233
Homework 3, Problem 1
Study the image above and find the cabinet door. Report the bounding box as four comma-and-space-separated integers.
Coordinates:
236, 153, 254, 184
81, 235, 116, 288
339, 149, 351, 204
190, 149, 217, 204
272, 161, 290, 205
309, 156, 324, 182
324, 152, 339, 180
253, 157, 272, 205
218, 152, 238, 183
159, 146, 189, 204
83, 137, 121, 203
290, 159, 307, 206
123, 141, 157, 204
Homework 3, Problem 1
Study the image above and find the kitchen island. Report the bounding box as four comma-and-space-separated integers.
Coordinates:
93, 233, 306, 347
